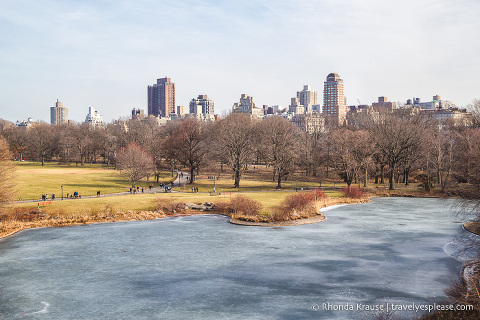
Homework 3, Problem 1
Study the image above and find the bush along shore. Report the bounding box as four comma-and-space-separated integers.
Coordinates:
0, 187, 370, 239
219, 187, 369, 226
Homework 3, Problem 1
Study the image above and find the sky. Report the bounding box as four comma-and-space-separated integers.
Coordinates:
1, 0, 479, 123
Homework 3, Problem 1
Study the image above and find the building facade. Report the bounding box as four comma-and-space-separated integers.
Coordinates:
50, 99, 68, 125
132, 108, 145, 120
323, 73, 346, 125
372, 96, 397, 113
292, 113, 325, 134
85, 107, 104, 127
297, 85, 318, 112
148, 77, 175, 117
288, 97, 304, 114
232, 94, 263, 119
189, 95, 214, 115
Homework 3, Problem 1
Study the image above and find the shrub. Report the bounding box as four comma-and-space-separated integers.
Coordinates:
154, 198, 186, 215
341, 186, 365, 198
272, 191, 323, 221
314, 188, 327, 199
229, 195, 261, 217
283, 192, 315, 213
270, 207, 291, 222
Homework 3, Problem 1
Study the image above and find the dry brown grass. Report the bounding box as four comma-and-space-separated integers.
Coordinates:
0, 205, 167, 239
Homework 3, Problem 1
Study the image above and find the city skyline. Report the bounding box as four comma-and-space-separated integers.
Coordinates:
1, 0, 479, 123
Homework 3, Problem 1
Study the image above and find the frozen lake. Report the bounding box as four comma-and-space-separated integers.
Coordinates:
0, 197, 474, 319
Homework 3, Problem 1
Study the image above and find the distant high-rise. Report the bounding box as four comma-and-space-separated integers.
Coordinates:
297, 85, 318, 112
148, 77, 175, 117
85, 107, 104, 127
132, 108, 145, 120
189, 95, 215, 121
189, 95, 214, 115
177, 105, 185, 116
50, 99, 68, 125
232, 94, 263, 119
323, 73, 346, 125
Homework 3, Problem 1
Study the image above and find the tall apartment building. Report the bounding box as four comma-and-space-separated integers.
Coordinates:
50, 99, 68, 125
297, 85, 318, 112
148, 77, 175, 117
177, 105, 185, 117
323, 73, 346, 125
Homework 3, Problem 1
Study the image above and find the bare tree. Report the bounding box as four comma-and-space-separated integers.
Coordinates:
0, 136, 16, 205
261, 116, 303, 189
212, 113, 257, 188
329, 128, 374, 186
467, 99, 480, 128
369, 114, 424, 190
426, 127, 456, 192
454, 128, 480, 187
166, 120, 206, 184
27, 123, 55, 166
116, 143, 155, 188
3, 126, 28, 161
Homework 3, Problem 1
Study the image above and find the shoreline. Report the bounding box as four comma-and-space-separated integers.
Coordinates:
229, 197, 370, 227
0, 197, 369, 240
230, 215, 326, 227
0, 194, 471, 240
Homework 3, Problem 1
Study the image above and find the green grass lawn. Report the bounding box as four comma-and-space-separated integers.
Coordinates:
11, 161, 345, 212
15, 161, 175, 201
184, 178, 324, 193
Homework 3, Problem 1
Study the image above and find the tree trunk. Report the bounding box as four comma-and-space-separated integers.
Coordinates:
189, 166, 195, 184
389, 164, 395, 190
364, 167, 368, 187
234, 169, 240, 188
276, 172, 282, 189
437, 170, 441, 189
380, 165, 385, 184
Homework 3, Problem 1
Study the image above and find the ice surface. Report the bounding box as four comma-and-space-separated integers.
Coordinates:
0, 198, 472, 319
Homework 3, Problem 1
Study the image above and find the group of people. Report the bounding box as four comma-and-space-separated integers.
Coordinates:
39, 175, 188, 202
41, 191, 83, 200
129, 186, 144, 193
41, 194, 54, 201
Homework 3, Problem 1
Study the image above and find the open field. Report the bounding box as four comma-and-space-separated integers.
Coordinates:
1, 160, 463, 240
182, 178, 324, 193
12, 190, 344, 213
15, 161, 175, 201
0, 189, 352, 239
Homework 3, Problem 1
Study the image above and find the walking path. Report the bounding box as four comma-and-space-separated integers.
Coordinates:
13, 171, 189, 204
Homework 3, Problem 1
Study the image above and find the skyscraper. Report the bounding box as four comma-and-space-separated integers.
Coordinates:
148, 77, 175, 117
297, 85, 318, 112
322, 73, 346, 125
50, 99, 68, 125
